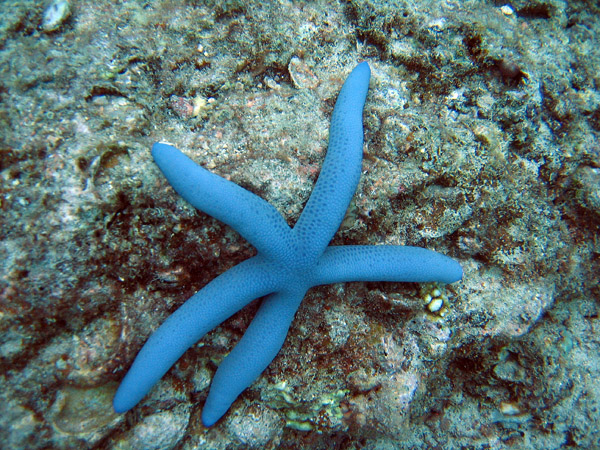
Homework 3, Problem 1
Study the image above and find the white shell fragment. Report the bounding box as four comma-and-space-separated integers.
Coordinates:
42, 0, 71, 32
427, 297, 444, 313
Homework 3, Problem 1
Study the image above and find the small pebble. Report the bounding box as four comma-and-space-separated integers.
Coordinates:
499, 401, 521, 416
42, 0, 71, 32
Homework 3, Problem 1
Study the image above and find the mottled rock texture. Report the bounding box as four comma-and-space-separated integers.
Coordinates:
0, 0, 598, 448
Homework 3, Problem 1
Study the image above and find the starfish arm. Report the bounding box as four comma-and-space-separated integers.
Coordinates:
113, 256, 282, 414
293, 62, 371, 262
152, 142, 293, 262
311, 245, 463, 285
201, 288, 306, 427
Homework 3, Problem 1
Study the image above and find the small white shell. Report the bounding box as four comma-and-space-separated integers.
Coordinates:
427, 298, 444, 313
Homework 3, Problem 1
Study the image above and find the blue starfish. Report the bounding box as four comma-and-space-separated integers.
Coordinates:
113, 62, 462, 426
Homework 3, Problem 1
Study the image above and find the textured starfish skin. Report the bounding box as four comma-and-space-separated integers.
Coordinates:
113, 62, 462, 426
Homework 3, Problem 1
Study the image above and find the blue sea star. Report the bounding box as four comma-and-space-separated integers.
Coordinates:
113, 62, 462, 426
